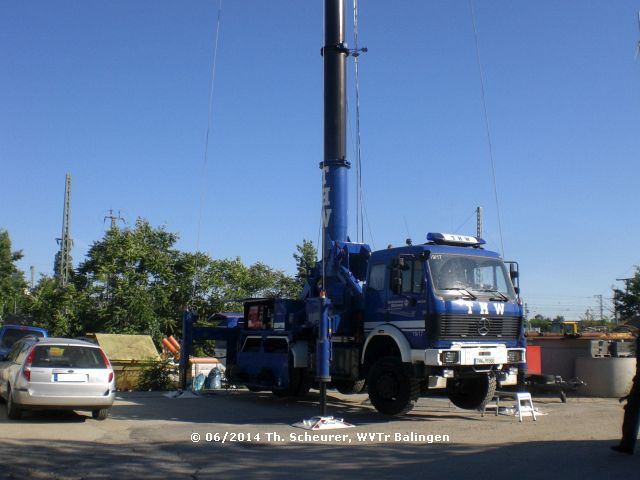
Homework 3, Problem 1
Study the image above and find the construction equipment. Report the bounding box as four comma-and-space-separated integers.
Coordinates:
550, 321, 580, 336
181, 0, 526, 416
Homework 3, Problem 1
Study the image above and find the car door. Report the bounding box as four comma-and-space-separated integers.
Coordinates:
0, 341, 25, 398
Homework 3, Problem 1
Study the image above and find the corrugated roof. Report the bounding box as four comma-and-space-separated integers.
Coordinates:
94, 333, 160, 362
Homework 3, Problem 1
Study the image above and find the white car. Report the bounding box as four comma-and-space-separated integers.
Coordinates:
0, 337, 116, 420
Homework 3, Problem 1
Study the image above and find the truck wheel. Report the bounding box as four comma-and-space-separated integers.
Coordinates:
272, 368, 310, 398
367, 357, 419, 416
447, 374, 496, 410
334, 379, 367, 395
6, 387, 22, 420
293, 369, 312, 397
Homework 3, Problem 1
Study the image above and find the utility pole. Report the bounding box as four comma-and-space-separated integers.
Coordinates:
476, 206, 483, 238
30, 266, 35, 290
56, 174, 73, 287
104, 209, 125, 230
593, 294, 603, 321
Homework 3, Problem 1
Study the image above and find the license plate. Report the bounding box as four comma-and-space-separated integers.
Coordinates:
474, 357, 495, 365
53, 373, 87, 383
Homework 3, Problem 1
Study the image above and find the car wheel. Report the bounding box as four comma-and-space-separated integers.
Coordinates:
6, 387, 22, 420
92, 408, 109, 421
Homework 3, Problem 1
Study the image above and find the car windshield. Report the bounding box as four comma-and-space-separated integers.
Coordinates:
31, 345, 108, 369
428, 253, 515, 300
0, 328, 45, 349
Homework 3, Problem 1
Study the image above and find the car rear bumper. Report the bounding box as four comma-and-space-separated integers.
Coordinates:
13, 388, 116, 409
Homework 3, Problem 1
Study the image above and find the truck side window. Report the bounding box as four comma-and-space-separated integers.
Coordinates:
412, 260, 424, 293
401, 263, 412, 294
400, 259, 425, 295
368, 264, 386, 291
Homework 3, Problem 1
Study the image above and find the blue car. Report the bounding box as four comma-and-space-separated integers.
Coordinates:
0, 325, 48, 360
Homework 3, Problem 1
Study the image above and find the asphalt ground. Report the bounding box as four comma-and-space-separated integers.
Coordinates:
0, 389, 638, 479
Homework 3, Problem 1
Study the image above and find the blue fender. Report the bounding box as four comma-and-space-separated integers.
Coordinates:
361, 324, 413, 364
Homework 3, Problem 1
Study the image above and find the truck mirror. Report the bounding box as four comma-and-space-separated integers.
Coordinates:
509, 263, 519, 280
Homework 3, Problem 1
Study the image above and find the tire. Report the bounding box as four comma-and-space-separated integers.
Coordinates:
293, 369, 312, 397
559, 390, 568, 403
6, 387, 22, 420
367, 357, 419, 416
447, 374, 497, 410
272, 368, 311, 398
528, 374, 556, 386
92, 408, 109, 421
334, 378, 367, 395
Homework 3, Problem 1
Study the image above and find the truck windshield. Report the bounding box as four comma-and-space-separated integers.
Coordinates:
428, 254, 515, 300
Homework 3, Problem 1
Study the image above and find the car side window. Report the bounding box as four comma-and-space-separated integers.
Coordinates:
7, 341, 24, 363
14, 343, 32, 365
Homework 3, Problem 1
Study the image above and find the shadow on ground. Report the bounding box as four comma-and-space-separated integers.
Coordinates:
109, 390, 483, 425
0, 438, 636, 480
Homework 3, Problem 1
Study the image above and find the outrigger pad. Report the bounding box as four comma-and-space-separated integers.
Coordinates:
292, 416, 355, 430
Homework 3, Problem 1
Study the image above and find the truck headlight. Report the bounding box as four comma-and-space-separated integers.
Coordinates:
507, 349, 523, 363
440, 350, 460, 365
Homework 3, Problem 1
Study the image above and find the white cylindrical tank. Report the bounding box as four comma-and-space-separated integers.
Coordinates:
575, 357, 636, 397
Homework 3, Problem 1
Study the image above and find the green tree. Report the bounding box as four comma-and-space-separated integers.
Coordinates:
0, 229, 28, 320
53, 250, 74, 286
614, 267, 640, 321
25, 276, 82, 337
293, 239, 317, 291
76, 218, 182, 341
203, 258, 298, 313
74, 218, 298, 340
529, 314, 552, 332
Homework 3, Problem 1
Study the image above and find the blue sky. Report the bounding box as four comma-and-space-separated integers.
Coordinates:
1, 0, 639, 320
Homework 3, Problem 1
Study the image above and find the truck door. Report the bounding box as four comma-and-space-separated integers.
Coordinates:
387, 256, 426, 348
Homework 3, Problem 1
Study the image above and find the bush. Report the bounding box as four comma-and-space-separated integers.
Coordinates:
137, 359, 176, 391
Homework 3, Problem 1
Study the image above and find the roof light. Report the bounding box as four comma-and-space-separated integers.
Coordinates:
427, 232, 486, 246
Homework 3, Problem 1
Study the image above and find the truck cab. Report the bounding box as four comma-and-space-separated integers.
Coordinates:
359, 233, 525, 414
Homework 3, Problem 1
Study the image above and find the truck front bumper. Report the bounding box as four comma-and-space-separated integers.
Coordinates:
413, 344, 526, 367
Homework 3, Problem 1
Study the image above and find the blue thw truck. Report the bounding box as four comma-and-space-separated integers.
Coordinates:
182, 0, 525, 415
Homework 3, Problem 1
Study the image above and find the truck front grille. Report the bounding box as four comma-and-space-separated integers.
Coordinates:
427, 314, 521, 341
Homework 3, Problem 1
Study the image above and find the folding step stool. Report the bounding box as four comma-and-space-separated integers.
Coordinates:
515, 392, 536, 422
481, 391, 537, 422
